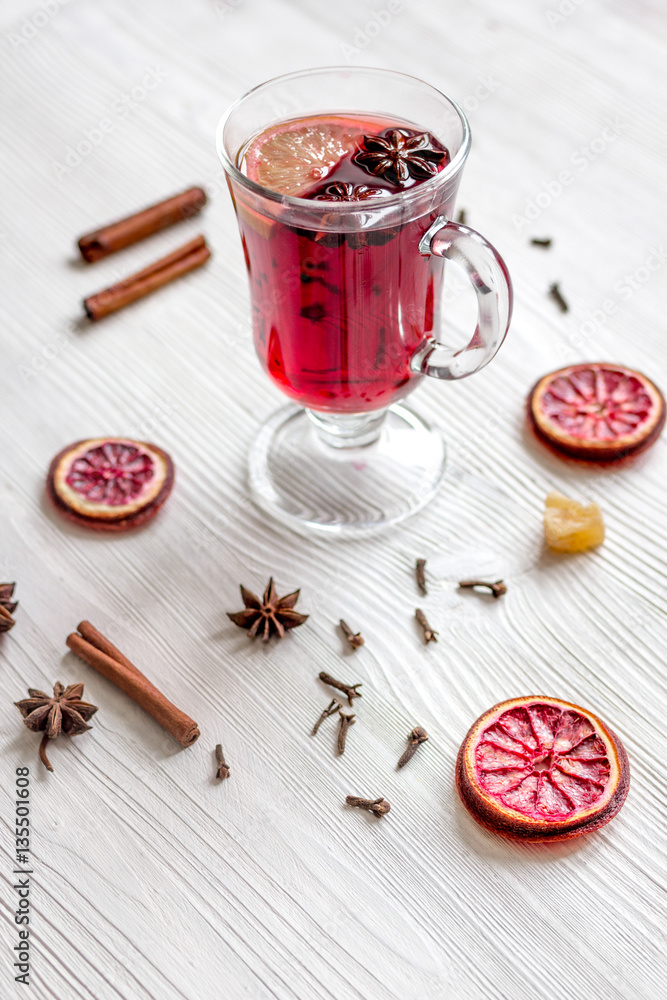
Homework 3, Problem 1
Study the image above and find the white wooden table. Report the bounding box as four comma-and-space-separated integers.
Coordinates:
2, 1, 667, 997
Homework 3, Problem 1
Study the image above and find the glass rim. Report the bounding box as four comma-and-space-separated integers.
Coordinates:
216, 66, 472, 211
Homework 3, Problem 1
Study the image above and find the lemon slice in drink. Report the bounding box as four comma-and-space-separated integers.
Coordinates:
241, 117, 363, 197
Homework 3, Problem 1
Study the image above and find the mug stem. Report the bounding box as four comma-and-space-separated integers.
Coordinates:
306, 408, 389, 449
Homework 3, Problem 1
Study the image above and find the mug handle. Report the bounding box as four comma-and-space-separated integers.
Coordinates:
411, 216, 513, 380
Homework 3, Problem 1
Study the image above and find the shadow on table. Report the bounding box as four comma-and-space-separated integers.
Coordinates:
39, 490, 157, 540
521, 420, 656, 485
451, 788, 603, 866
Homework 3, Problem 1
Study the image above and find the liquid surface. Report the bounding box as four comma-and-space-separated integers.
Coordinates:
239, 113, 449, 198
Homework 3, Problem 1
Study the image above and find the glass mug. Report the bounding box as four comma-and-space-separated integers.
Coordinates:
217, 67, 512, 535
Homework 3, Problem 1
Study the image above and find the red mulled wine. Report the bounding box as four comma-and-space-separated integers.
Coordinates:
236, 114, 452, 413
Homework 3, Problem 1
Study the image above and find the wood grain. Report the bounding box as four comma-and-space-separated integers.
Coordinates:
1, 1, 667, 997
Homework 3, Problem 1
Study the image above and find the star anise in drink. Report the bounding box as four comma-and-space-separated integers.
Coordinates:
14, 681, 98, 772
227, 577, 309, 642
312, 181, 386, 202
355, 130, 448, 185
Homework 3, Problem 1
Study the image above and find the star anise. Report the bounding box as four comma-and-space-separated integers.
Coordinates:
227, 577, 309, 642
14, 682, 98, 772
355, 130, 448, 185
0, 582, 18, 632
312, 181, 386, 202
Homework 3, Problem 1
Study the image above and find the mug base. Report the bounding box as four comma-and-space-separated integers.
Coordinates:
248, 403, 446, 537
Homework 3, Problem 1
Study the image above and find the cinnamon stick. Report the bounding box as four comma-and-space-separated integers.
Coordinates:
78, 186, 207, 262
83, 235, 210, 320
66, 621, 200, 747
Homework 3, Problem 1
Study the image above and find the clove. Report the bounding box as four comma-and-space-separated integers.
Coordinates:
415, 608, 438, 643
548, 282, 569, 312
337, 711, 355, 755
530, 237, 552, 248
319, 670, 362, 706
346, 796, 391, 817
415, 558, 427, 595
458, 579, 507, 599
456, 208, 467, 225
215, 743, 230, 780
397, 726, 429, 768
339, 619, 364, 650
311, 698, 341, 736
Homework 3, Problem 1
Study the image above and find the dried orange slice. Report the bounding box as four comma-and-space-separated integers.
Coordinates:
240, 116, 364, 197
527, 363, 665, 463
456, 696, 629, 842
47, 438, 174, 532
